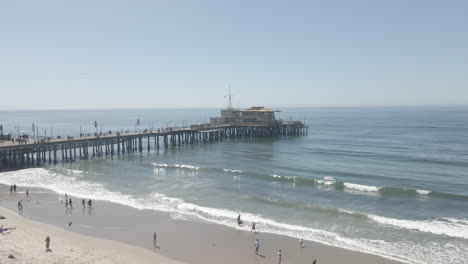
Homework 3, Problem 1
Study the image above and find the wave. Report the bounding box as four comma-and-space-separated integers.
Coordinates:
223, 169, 243, 173
148, 163, 468, 202
151, 163, 200, 170
1, 168, 468, 264
368, 215, 468, 240
64, 169, 84, 175
344, 182, 381, 192
251, 195, 468, 240
262, 174, 468, 202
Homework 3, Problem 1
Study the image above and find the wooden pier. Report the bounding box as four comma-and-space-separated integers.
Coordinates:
0, 122, 307, 171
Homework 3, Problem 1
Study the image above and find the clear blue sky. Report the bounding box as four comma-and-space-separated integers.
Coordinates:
0, 0, 467, 109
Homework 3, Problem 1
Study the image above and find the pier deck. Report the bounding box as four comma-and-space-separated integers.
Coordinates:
0, 122, 307, 171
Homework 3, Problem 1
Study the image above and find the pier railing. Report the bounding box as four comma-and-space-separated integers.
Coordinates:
0, 122, 307, 171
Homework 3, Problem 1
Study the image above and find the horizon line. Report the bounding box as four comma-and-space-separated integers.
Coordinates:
1, 104, 468, 111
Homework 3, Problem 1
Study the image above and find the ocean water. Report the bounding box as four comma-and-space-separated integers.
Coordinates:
1, 107, 468, 264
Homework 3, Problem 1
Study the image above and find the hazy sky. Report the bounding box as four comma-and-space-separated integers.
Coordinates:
0, 0, 467, 109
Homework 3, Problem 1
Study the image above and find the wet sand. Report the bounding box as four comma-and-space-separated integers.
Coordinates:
0, 184, 405, 264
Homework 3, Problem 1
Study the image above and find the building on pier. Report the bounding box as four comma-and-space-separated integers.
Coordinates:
210, 106, 280, 125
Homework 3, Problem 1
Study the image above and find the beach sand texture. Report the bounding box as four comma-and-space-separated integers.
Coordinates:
0, 185, 404, 264
0, 207, 183, 264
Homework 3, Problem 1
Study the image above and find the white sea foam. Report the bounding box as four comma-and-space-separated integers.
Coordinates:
416, 189, 431, 195
223, 169, 243, 173
316, 178, 336, 186
271, 174, 295, 180
1, 168, 467, 264
368, 214, 468, 239
63, 169, 84, 175
151, 163, 200, 170
440, 217, 468, 225
344, 182, 381, 192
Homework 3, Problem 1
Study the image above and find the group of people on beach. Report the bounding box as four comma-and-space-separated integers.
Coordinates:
238, 214, 318, 264
9, 184, 17, 193
62, 193, 93, 208
12, 186, 32, 213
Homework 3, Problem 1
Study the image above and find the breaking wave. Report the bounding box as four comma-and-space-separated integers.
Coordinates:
151, 163, 200, 170
1, 168, 468, 264
149, 163, 468, 202
223, 169, 243, 173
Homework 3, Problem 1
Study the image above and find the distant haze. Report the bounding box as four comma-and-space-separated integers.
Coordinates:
1, 0, 467, 110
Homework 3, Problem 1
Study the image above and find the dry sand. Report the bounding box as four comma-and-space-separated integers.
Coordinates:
0, 207, 184, 264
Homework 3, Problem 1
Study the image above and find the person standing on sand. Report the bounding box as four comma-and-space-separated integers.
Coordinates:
17, 200, 23, 212
153, 232, 157, 247
10, 185, 13, 193
69, 198, 73, 208
300, 238, 304, 248
26, 189, 29, 198
255, 239, 260, 255
251, 222, 256, 232
13, 184, 17, 192
45, 236, 51, 252
278, 249, 282, 264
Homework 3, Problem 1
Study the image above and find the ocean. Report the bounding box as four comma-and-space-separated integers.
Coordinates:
1, 107, 467, 264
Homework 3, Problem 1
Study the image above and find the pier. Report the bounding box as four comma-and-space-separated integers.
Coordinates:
0, 122, 307, 171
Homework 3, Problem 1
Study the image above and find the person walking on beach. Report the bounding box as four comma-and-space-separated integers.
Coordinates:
17, 200, 23, 212
255, 239, 260, 255
10, 185, 13, 193
88, 199, 92, 207
82, 199, 86, 207
278, 249, 282, 264
300, 238, 304, 248
69, 198, 73, 208
26, 189, 29, 199
251, 222, 256, 232
45, 236, 51, 252
237, 214, 242, 225
153, 232, 157, 247
13, 184, 16, 192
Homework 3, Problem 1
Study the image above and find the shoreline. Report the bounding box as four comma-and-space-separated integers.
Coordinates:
0, 184, 406, 264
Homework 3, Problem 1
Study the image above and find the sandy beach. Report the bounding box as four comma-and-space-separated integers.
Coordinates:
0, 206, 184, 264
0, 184, 405, 264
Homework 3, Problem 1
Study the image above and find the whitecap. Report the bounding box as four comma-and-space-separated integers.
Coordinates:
344, 182, 381, 192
